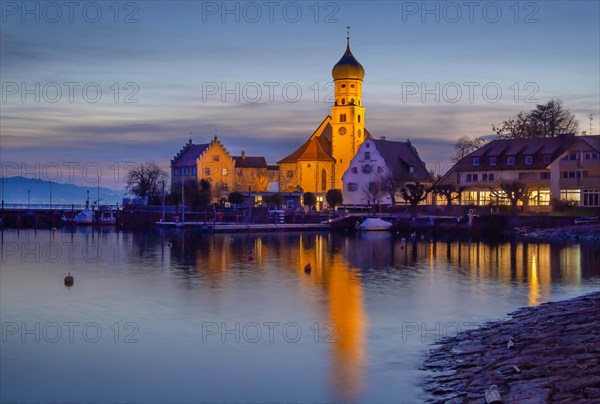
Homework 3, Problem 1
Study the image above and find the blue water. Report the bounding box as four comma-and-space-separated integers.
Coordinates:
1, 228, 599, 403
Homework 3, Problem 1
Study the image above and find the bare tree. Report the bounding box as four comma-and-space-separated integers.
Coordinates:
493, 99, 579, 139
380, 173, 404, 206
399, 182, 431, 207
432, 184, 465, 206
362, 180, 383, 206
451, 136, 488, 163
490, 182, 530, 215
126, 162, 167, 204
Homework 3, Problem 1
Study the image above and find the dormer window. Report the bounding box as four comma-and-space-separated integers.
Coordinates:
525, 155, 533, 165
543, 155, 552, 164
507, 156, 515, 165
473, 157, 480, 166
409, 166, 415, 174
490, 157, 497, 166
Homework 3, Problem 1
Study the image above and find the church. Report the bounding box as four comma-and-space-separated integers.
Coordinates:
277, 34, 371, 194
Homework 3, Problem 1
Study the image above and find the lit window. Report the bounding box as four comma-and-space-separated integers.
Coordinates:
347, 183, 358, 192
212, 155, 220, 162
490, 157, 497, 166
525, 155, 533, 165
221, 168, 228, 176
507, 156, 515, 165
473, 157, 480, 166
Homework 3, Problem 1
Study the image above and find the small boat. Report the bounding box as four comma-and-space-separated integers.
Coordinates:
73, 207, 94, 225
97, 210, 116, 225
357, 217, 392, 231
574, 216, 599, 225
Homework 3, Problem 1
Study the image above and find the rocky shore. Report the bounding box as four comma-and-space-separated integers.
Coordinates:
517, 224, 600, 242
423, 292, 600, 403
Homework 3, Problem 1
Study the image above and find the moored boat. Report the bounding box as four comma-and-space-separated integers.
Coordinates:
357, 217, 392, 231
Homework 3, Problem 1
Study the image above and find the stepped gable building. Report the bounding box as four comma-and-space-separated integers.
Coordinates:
171, 136, 275, 194
342, 137, 433, 206
436, 135, 600, 208
278, 34, 372, 194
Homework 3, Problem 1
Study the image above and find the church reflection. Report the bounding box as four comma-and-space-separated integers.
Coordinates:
152, 229, 599, 399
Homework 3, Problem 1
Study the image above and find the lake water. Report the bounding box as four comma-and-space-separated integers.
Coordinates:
1, 228, 599, 403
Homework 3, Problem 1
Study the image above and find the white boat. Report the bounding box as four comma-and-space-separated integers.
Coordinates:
357, 217, 393, 231
73, 208, 94, 225
97, 210, 116, 225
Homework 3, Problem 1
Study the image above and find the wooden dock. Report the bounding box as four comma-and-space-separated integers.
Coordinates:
156, 221, 330, 232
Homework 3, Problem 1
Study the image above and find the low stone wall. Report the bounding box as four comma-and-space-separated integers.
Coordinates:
520, 224, 600, 242
423, 292, 600, 403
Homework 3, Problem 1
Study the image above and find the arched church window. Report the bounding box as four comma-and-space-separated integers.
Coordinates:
341, 84, 346, 88
351, 84, 355, 88
351, 98, 355, 104
358, 115, 361, 123
321, 169, 327, 191
341, 98, 345, 105
358, 129, 362, 137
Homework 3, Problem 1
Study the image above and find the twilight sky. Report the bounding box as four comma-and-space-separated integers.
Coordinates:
1, 0, 599, 188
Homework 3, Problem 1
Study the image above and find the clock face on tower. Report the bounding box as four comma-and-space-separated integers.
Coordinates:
338, 127, 347, 135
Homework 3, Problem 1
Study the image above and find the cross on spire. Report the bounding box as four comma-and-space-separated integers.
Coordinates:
346, 26, 351, 41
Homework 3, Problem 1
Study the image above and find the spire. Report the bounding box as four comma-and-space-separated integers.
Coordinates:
189, 132, 192, 144
214, 129, 218, 141
346, 26, 350, 49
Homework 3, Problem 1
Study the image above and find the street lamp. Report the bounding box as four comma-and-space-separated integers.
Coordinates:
49, 181, 52, 209
28, 190, 30, 207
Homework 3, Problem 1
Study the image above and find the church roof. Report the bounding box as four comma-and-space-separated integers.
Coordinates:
373, 139, 432, 182
172, 143, 209, 167
278, 134, 334, 163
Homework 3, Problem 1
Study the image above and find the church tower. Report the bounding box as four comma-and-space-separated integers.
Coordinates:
330, 30, 365, 189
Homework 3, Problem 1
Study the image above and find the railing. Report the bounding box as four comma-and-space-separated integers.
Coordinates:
0, 203, 121, 210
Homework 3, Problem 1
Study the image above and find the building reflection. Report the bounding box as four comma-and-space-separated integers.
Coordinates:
153, 229, 599, 398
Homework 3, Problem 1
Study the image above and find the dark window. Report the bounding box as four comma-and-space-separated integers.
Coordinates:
347, 183, 358, 192
543, 155, 551, 164
340, 114, 347, 122
507, 156, 515, 165
525, 155, 533, 165
363, 164, 372, 174
351, 167, 358, 174
365, 142, 370, 148
377, 166, 384, 174
482, 173, 488, 181
321, 169, 327, 191
489, 173, 494, 181
473, 157, 480, 166
358, 115, 361, 123
364, 152, 370, 160
286, 170, 294, 178
490, 157, 497, 166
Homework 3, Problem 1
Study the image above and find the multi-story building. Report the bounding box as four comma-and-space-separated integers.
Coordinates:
171, 136, 276, 194
342, 137, 433, 206
277, 35, 370, 194
436, 135, 600, 208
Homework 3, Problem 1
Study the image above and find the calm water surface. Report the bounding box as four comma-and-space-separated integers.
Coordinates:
1, 228, 599, 403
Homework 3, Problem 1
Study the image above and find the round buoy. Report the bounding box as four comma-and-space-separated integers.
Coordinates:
304, 263, 312, 274
64, 272, 74, 287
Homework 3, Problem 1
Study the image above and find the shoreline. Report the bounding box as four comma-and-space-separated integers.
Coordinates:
422, 292, 600, 403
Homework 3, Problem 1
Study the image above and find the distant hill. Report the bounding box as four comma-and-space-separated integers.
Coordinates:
0, 177, 124, 205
